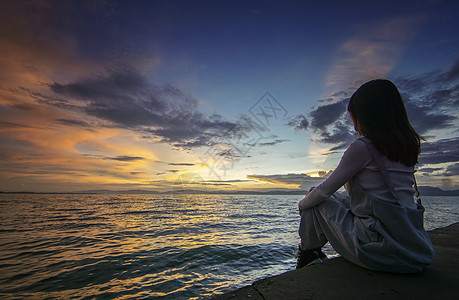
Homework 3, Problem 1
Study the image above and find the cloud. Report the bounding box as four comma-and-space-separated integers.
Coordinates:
46, 68, 263, 149
295, 59, 459, 155
168, 163, 195, 166
247, 172, 331, 189
443, 163, 459, 176
0, 1, 78, 69
309, 98, 348, 130
0, 0, 126, 94
286, 114, 309, 131
412, 137, 459, 185
445, 59, 459, 81
206, 179, 253, 183
55, 118, 92, 128
258, 139, 289, 147
174, 178, 255, 187
129, 172, 144, 175
395, 61, 459, 135
419, 138, 459, 165
0, 121, 34, 129
417, 167, 443, 173
326, 15, 426, 91
306, 98, 355, 148
285, 98, 354, 149
212, 148, 248, 160
414, 137, 459, 183
107, 156, 145, 162
403, 99, 456, 135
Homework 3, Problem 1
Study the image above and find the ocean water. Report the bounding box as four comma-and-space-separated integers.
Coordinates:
0, 194, 458, 299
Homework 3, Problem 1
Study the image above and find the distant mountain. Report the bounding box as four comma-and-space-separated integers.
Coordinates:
69, 189, 309, 195
2, 186, 458, 196
71, 187, 459, 196
72, 187, 459, 196
418, 186, 459, 196
157, 189, 308, 195
73, 189, 161, 194
219, 190, 308, 195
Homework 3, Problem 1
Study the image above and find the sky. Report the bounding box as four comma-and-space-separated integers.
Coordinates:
0, 0, 458, 193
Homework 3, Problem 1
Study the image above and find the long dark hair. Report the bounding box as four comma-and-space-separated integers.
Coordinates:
348, 79, 420, 166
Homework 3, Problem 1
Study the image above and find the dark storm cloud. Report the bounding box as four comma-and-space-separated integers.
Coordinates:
48, 68, 261, 148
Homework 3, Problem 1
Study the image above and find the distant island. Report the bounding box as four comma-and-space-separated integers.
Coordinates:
1, 186, 459, 196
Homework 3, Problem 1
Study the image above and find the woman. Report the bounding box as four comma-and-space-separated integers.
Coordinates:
296, 79, 435, 273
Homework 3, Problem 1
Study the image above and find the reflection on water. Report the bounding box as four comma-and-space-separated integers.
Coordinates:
0, 194, 457, 299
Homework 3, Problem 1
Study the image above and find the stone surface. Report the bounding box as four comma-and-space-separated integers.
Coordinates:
213, 223, 459, 300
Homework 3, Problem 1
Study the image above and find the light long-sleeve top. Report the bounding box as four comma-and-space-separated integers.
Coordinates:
299, 138, 417, 213
297, 137, 434, 273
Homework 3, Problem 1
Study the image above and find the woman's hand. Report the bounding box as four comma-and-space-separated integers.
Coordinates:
298, 187, 326, 212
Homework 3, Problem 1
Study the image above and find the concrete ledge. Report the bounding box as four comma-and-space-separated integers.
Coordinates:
213, 223, 459, 300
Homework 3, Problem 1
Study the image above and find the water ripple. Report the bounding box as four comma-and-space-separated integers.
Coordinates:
0, 194, 457, 299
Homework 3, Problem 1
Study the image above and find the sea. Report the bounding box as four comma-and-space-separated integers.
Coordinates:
0, 194, 458, 299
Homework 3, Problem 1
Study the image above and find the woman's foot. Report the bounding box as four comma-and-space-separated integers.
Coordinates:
295, 246, 326, 269
315, 248, 327, 260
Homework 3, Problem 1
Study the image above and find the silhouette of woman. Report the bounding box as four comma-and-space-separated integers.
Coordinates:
296, 79, 435, 273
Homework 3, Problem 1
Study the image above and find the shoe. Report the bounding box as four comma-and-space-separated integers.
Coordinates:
315, 248, 327, 260
295, 245, 324, 269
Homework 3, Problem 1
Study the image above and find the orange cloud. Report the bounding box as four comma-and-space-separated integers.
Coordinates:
326, 15, 427, 92
0, 2, 165, 192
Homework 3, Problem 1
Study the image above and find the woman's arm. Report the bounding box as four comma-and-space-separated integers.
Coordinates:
298, 139, 372, 211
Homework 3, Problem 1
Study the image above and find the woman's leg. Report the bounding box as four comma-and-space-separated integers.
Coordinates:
298, 205, 329, 250
297, 193, 357, 267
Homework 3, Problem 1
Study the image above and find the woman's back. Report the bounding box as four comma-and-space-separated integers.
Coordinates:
344, 138, 434, 272
348, 139, 418, 218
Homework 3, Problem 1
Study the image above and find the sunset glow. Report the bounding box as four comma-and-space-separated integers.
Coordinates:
0, 0, 458, 193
